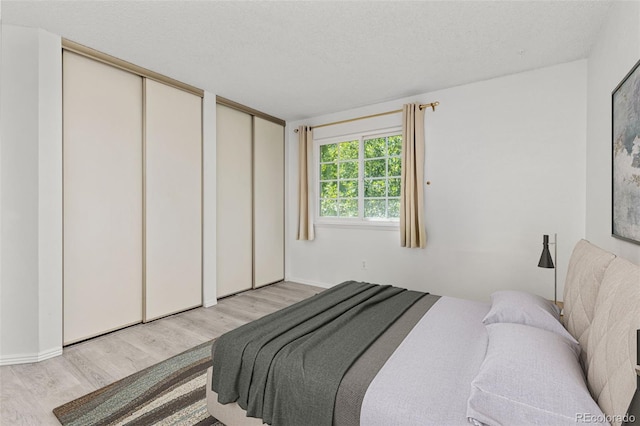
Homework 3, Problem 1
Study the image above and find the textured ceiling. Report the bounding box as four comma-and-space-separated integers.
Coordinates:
3, 1, 612, 121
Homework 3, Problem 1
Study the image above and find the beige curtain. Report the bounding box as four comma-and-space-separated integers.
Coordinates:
296, 125, 315, 240
400, 104, 426, 248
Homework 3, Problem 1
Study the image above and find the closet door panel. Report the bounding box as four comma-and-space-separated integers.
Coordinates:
145, 80, 202, 321
216, 105, 253, 297
63, 52, 143, 345
254, 118, 284, 287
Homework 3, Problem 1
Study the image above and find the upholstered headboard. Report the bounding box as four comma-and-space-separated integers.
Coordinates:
562, 240, 640, 426
562, 239, 616, 365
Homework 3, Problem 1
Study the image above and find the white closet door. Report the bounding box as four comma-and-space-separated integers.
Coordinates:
254, 118, 285, 287
63, 52, 143, 345
144, 79, 202, 321
216, 105, 253, 297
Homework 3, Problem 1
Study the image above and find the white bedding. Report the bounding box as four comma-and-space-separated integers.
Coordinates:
360, 296, 490, 426
207, 240, 638, 425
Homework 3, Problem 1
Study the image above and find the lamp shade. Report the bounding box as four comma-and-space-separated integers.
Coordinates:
538, 234, 555, 269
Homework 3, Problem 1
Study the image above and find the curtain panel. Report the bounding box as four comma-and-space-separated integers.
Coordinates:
400, 104, 426, 248
296, 125, 315, 241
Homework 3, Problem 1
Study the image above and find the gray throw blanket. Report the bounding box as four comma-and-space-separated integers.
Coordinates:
212, 281, 426, 426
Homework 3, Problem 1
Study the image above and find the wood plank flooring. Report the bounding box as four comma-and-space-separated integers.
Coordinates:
0, 281, 324, 425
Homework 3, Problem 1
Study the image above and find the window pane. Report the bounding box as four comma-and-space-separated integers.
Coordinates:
388, 135, 402, 156
317, 132, 402, 223
320, 144, 338, 162
364, 179, 386, 197
388, 198, 400, 218
388, 178, 401, 197
339, 161, 358, 179
339, 180, 358, 198
388, 157, 401, 177
320, 181, 337, 198
365, 199, 386, 218
320, 163, 337, 180
338, 199, 358, 217
338, 140, 359, 160
364, 137, 386, 158
365, 159, 386, 178
320, 199, 337, 217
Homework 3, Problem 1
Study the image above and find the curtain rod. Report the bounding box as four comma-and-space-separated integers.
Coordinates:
294, 102, 439, 133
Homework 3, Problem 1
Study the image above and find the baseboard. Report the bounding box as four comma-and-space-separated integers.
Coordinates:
0, 346, 63, 366
286, 276, 333, 289
203, 298, 218, 308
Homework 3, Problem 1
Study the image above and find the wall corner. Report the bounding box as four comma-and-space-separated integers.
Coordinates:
202, 91, 217, 307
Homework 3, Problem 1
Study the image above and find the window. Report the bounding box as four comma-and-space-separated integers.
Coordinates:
316, 130, 402, 225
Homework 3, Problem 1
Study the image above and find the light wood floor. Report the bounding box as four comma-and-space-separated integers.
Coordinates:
0, 281, 323, 425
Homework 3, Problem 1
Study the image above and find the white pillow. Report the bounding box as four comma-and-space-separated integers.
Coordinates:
483, 290, 578, 344
467, 323, 607, 426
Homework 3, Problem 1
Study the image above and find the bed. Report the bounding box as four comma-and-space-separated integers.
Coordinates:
206, 240, 640, 426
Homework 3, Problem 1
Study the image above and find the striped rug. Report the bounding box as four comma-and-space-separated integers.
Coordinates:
53, 340, 225, 426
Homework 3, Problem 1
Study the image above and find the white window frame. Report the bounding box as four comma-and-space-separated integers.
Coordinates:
314, 127, 402, 228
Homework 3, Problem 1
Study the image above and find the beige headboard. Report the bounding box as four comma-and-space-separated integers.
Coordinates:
562, 240, 640, 426
562, 239, 616, 365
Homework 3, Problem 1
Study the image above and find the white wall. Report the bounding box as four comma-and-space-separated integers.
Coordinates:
0, 25, 63, 364
202, 91, 218, 307
586, 1, 640, 264
286, 61, 587, 302
37, 28, 63, 357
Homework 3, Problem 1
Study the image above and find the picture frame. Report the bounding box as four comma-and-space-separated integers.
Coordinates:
612, 58, 640, 245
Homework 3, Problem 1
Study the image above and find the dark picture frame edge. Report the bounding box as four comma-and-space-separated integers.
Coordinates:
611, 57, 640, 245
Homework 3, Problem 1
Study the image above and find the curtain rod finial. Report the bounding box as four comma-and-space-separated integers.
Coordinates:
418, 101, 439, 111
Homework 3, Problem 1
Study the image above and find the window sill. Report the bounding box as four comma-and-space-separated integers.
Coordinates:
315, 221, 399, 231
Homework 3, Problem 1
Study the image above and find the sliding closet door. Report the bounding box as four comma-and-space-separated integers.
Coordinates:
144, 79, 202, 321
254, 118, 285, 287
216, 105, 253, 297
63, 52, 143, 345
